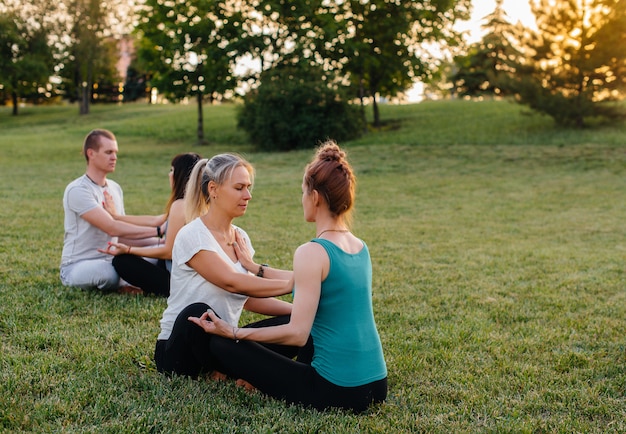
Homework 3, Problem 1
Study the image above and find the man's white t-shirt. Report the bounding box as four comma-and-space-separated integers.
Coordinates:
61, 175, 124, 266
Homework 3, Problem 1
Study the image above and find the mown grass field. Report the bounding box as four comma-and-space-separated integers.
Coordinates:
0, 100, 624, 433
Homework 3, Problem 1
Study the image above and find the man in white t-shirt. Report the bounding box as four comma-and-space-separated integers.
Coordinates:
60, 129, 160, 291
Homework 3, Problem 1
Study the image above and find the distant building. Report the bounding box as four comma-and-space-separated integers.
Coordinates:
116, 35, 134, 85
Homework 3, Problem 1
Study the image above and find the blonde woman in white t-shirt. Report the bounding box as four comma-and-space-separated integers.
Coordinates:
155, 153, 296, 378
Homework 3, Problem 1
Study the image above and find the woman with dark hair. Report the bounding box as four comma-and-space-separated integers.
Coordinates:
100, 152, 202, 296
189, 140, 388, 413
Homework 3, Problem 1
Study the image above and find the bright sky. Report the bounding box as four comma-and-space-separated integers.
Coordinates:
457, 0, 536, 43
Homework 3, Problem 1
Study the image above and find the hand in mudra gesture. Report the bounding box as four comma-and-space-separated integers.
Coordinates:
98, 241, 131, 256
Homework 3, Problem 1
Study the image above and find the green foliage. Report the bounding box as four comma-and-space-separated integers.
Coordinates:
339, 0, 471, 126
237, 64, 364, 151
252, 0, 344, 69
58, 0, 126, 114
122, 63, 150, 103
244, 0, 470, 127
0, 4, 56, 114
506, 0, 626, 127
1, 101, 625, 432
343, 0, 467, 94
135, 0, 252, 142
1, 0, 472, 131
136, 0, 245, 102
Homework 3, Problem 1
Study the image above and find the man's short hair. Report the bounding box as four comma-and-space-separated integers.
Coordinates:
83, 129, 116, 162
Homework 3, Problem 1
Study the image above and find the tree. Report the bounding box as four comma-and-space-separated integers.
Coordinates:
234, 0, 365, 150
246, 0, 345, 69
123, 65, 151, 103
243, 0, 469, 128
451, 0, 522, 98
507, 0, 626, 127
0, 2, 56, 115
340, 0, 471, 127
57, 0, 125, 115
136, 0, 249, 144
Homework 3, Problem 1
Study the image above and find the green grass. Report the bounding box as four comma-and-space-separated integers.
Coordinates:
1, 100, 625, 433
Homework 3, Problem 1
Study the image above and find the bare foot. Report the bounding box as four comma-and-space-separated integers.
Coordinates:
209, 371, 227, 382
118, 285, 143, 295
235, 379, 256, 392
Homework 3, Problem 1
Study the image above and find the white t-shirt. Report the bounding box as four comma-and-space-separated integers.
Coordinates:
158, 217, 253, 340
61, 175, 124, 266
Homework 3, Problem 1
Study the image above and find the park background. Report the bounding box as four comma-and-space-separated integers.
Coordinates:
1, 100, 625, 432
1, 0, 626, 431
3, 0, 625, 134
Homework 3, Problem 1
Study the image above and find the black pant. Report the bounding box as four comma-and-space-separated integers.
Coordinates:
154, 302, 298, 378
155, 303, 215, 377
113, 254, 169, 296
209, 336, 387, 413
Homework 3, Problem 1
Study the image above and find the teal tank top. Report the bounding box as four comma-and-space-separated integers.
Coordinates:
309, 238, 387, 387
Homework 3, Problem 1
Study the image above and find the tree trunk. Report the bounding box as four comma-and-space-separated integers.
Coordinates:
575, 115, 585, 128
372, 92, 381, 128
358, 75, 367, 133
11, 91, 18, 116
196, 91, 205, 145
79, 82, 90, 115
79, 64, 92, 115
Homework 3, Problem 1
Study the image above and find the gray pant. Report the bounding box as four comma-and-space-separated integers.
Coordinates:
60, 259, 120, 290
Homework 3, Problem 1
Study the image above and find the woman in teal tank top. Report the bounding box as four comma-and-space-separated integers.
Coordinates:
189, 140, 387, 413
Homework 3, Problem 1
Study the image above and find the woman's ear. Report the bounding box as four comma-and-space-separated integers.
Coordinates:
311, 189, 321, 207
208, 181, 218, 198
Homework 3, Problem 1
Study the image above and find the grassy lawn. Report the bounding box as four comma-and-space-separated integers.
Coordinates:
0, 100, 624, 432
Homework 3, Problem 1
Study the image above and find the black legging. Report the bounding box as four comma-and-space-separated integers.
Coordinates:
113, 254, 169, 296
209, 336, 387, 413
154, 302, 299, 378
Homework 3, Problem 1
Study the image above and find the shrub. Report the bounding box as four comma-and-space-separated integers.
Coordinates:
237, 64, 364, 151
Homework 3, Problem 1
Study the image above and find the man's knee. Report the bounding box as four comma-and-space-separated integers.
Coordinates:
62, 261, 119, 290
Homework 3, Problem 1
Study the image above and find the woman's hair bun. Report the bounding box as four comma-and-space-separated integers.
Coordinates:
316, 140, 345, 163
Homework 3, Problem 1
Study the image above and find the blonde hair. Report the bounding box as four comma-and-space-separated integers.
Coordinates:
184, 153, 255, 222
